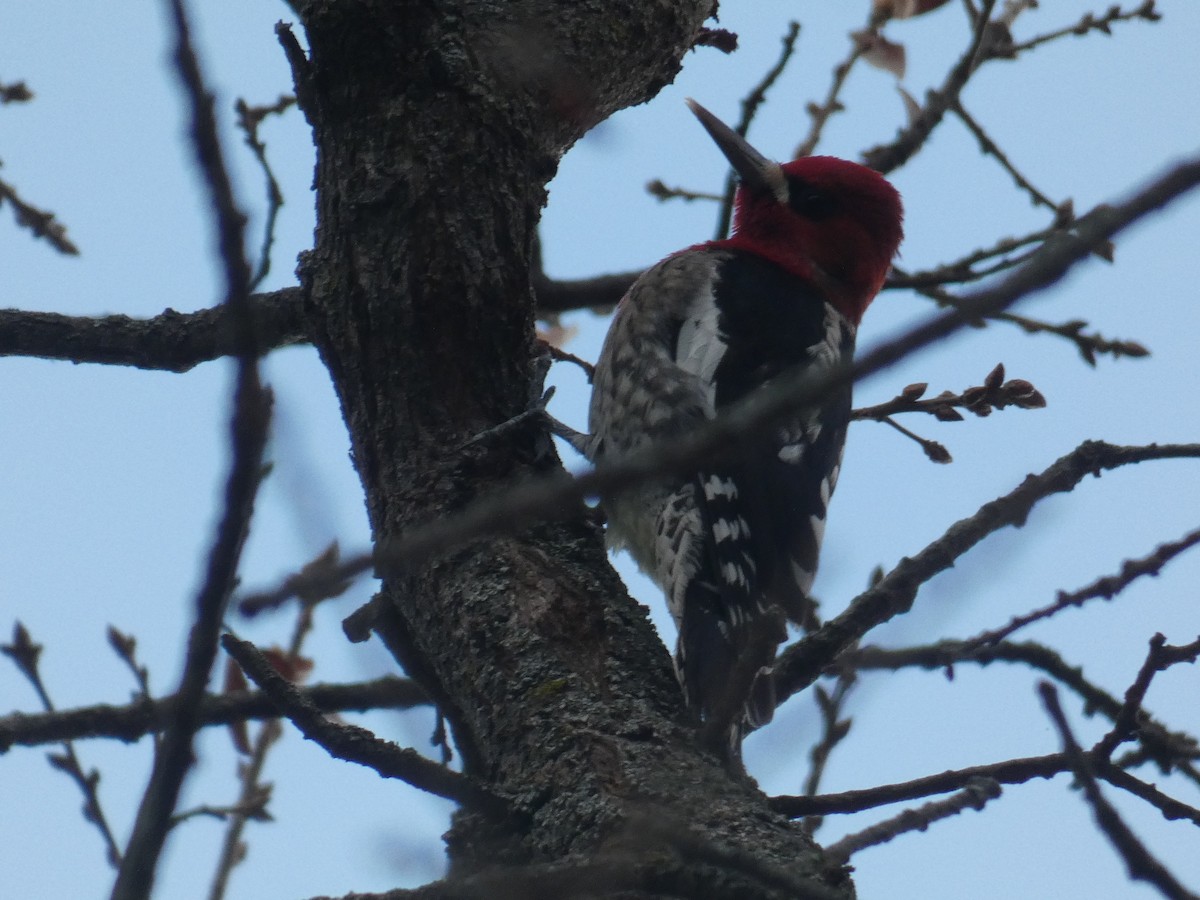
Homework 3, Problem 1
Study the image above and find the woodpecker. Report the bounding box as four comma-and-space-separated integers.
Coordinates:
587, 100, 902, 751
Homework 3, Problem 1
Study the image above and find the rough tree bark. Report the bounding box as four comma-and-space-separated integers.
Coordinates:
287, 0, 847, 895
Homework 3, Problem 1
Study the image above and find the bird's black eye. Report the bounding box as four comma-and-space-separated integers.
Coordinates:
786, 176, 837, 219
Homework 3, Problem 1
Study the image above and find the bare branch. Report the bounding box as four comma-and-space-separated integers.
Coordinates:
113, 0, 266, 894
234, 94, 296, 290
772, 752, 1068, 817
713, 20, 802, 239
822, 778, 1001, 864
221, 635, 503, 812
993, 311, 1149, 365
1008, 1, 1162, 56
1094, 635, 1200, 762
963, 527, 1200, 648
952, 101, 1061, 212
0, 676, 428, 750
774, 440, 1200, 705
1099, 764, 1200, 828
846, 640, 1200, 779
0, 174, 79, 255
1040, 683, 1200, 900
853, 363, 1046, 422
2, 623, 123, 866
645, 179, 723, 204
534, 269, 639, 316
794, 13, 874, 160
863, 0, 1002, 174
800, 666, 858, 836
0, 288, 307, 371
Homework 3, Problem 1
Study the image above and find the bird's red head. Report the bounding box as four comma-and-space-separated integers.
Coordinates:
687, 100, 903, 326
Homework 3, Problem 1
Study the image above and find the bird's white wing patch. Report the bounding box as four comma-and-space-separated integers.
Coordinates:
674, 286, 725, 411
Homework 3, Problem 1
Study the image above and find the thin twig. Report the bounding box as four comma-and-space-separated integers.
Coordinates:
0, 175, 79, 254
773, 440, 1200, 706
234, 94, 296, 290
2, 624, 123, 866
952, 100, 1059, 213
863, 0, 1001, 174
208, 596, 314, 900
772, 751, 1069, 817
886, 225, 1063, 289
1040, 683, 1200, 900
845, 640, 1200, 781
645, 180, 723, 204
714, 21, 801, 239
1008, 1, 1161, 56
221, 635, 503, 812
963, 527, 1200, 649
794, 15, 873, 160
1094, 635, 1200, 762
822, 778, 1001, 864
800, 665, 858, 836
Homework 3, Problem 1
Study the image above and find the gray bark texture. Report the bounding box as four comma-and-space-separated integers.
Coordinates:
290, 1, 849, 895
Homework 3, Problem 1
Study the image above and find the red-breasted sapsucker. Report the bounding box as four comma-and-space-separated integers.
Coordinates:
587, 100, 903, 751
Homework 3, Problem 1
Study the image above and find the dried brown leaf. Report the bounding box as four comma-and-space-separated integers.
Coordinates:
853, 30, 907, 79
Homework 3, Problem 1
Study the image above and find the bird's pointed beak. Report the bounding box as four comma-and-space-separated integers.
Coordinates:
685, 99, 787, 202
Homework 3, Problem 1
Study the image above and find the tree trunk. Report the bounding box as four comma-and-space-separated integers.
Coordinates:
292, 0, 848, 893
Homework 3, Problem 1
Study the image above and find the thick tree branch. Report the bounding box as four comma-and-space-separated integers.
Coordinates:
534, 269, 639, 316
113, 2, 266, 896
0, 288, 307, 371
0, 676, 427, 750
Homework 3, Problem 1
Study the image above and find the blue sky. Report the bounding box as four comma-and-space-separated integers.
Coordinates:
3, 2, 1199, 898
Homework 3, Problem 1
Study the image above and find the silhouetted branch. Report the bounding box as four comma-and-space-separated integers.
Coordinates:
963, 527, 1200, 648
533, 269, 639, 316
863, 0, 1000, 174
1095, 635, 1200, 761
0, 676, 428, 750
2, 623, 122, 866
772, 752, 1068, 817
235, 94, 296, 290
1040, 683, 1200, 900
221, 635, 503, 812
714, 20, 801, 239
794, 13, 874, 159
0, 288, 308, 371
0, 175, 79, 255
845, 640, 1200, 779
113, 1, 266, 895
852, 363, 1045, 463
774, 440, 1200, 705
822, 778, 1001, 864
1008, 1, 1161, 56
952, 100, 1059, 213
